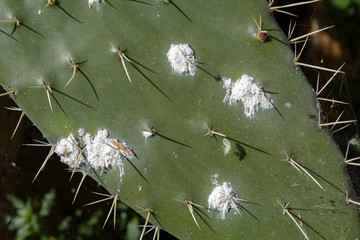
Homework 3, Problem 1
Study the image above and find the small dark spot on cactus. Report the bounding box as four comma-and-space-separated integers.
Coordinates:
257, 30, 269, 42
308, 114, 317, 120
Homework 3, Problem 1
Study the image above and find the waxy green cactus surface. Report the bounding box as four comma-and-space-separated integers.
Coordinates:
1, 0, 360, 239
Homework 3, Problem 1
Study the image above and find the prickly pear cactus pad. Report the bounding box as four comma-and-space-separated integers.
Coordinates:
1, 0, 359, 239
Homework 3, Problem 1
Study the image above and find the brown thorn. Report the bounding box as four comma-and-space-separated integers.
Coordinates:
110, 140, 136, 158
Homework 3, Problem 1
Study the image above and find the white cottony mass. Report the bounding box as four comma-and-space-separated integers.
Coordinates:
167, 44, 197, 76
208, 182, 241, 219
223, 74, 274, 118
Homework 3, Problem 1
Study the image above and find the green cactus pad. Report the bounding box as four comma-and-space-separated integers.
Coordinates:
1, 0, 359, 239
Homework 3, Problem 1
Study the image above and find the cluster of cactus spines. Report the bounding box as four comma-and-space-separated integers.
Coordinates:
1, 0, 360, 239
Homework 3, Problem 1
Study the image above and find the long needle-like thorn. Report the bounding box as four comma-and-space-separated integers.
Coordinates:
271, 0, 320, 10
72, 173, 86, 204
120, 53, 132, 84
83, 192, 113, 207
4, 107, 24, 139
294, 36, 309, 62
278, 201, 309, 240
173, 199, 203, 229
282, 152, 324, 190
11, 111, 24, 139
0, 89, 18, 97
295, 61, 346, 73
65, 56, 79, 87
329, 110, 345, 132
345, 141, 351, 161
111, 43, 132, 84
318, 120, 357, 127
102, 194, 118, 229
230, 198, 242, 216
288, 20, 297, 39
331, 123, 352, 134
31, 144, 55, 182
345, 191, 360, 206
289, 25, 335, 43
316, 62, 346, 96
316, 73, 320, 94
204, 123, 227, 138
317, 97, 349, 105
33, 83, 54, 113
0, 17, 21, 35
139, 208, 153, 240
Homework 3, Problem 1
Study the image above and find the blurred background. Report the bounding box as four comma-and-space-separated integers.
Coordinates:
1, 0, 360, 239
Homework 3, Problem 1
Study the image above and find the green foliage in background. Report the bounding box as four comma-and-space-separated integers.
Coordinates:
6, 190, 140, 240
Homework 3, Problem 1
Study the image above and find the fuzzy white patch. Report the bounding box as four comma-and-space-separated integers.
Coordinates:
167, 44, 197, 76
222, 138, 231, 155
142, 130, 155, 139
83, 129, 121, 170
54, 134, 86, 169
88, 0, 101, 4
211, 173, 219, 185
208, 182, 240, 219
223, 74, 274, 118
54, 129, 134, 180
88, 0, 101, 9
